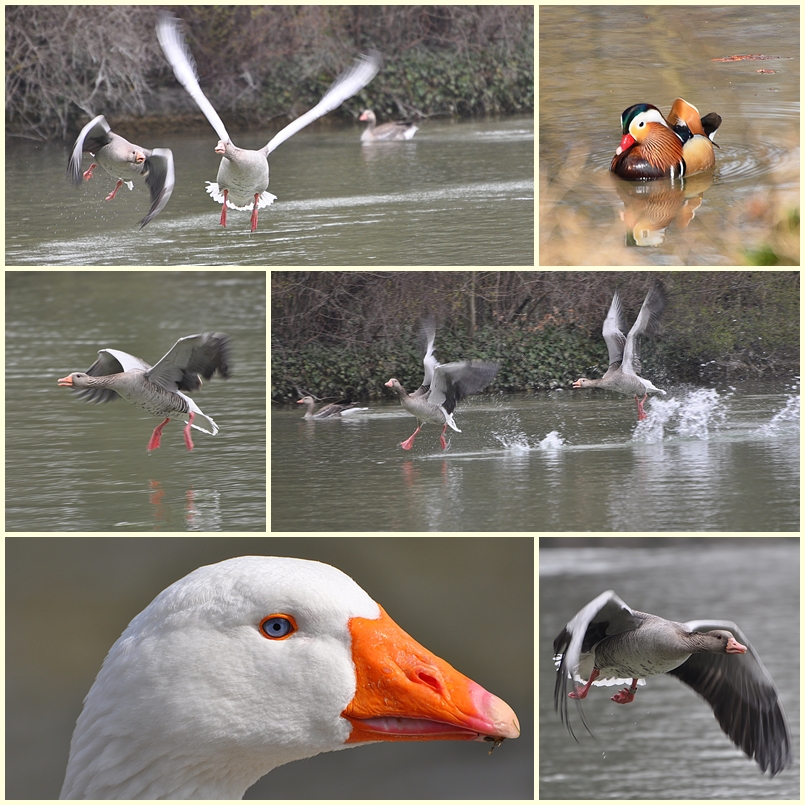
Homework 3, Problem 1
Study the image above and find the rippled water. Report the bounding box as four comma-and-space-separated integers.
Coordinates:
6, 116, 534, 265
272, 381, 800, 532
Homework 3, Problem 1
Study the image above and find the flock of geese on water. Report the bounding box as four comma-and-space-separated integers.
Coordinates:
67, 12, 418, 231
298, 282, 670, 450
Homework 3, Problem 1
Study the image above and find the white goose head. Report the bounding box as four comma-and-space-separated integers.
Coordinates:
60, 557, 519, 799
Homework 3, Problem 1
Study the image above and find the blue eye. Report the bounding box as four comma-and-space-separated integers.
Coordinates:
260, 615, 295, 639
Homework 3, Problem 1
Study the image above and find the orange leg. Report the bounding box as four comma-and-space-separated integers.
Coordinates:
148, 417, 171, 451
250, 193, 260, 231
635, 394, 648, 420
183, 412, 196, 451
220, 190, 228, 227
104, 179, 125, 201
83, 163, 98, 181
439, 424, 448, 449
399, 424, 422, 450
611, 678, 639, 704
568, 667, 600, 700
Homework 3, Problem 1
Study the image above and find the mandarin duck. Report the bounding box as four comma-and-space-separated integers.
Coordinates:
611, 98, 721, 181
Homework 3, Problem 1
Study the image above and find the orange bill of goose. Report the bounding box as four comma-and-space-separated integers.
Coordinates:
57, 332, 231, 451
59, 556, 520, 799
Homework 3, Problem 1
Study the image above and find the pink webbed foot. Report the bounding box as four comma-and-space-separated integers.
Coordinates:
83, 163, 97, 181
568, 667, 600, 700
635, 394, 648, 420
250, 194, 260, 232
147, 417, 171, 451
439, 424, 448, 450
104, 179, 125, 201
220, 190, 228, 227
611, 679, 638, 704
183, 412, 195, 451
399, 425, 422, 450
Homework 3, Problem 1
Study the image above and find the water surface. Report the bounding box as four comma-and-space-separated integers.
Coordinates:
7, 117, 534, 265
272, 383, 799, 531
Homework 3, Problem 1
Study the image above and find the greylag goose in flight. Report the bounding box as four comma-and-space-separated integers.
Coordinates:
58, 332, 231, 451
67, 114, 175, 228
572, 282, 667, 420
297, 396, 368, 419
156, 13, 381, 231
359, 109, 418, 142
385, 319, 499, 450
554, 590, 792, 776
59, 556, 520, 799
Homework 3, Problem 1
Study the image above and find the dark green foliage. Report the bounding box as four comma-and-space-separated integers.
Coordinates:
6, 5, 534, 140
271, 271, 799, 403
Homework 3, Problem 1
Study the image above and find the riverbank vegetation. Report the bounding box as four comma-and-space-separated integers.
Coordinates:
271, 271, 800, 401
6, 5, 533, 141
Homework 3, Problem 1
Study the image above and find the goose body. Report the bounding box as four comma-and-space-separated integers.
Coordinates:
554, 590, 792, 776
67, 115, 175, 228
572, 283, 667, 419
60, 556, 519, 799
156, 13, 380, 231
359, 109, 418, 142
297, 396, 368, 419
57, 332, 231, 451
385, 319, 499, 450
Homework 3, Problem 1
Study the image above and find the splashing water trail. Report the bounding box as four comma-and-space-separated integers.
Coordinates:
539, 430, 566, 450
633, 388, 727, 443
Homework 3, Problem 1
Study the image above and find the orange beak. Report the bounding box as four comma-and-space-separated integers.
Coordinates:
343, 606, 520, 745
57, 375, 74, 386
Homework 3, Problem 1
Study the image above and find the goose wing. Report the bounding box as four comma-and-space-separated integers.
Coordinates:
264, 51, 381, 156
668, 619, 792, 776
147, 332, 232, 393
553, 590, 644, 739
621, 283, 666, 376
156, 12, 231, 145
67, 115, 112, 185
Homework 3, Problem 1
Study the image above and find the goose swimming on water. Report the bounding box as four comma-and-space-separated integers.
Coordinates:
58, 332, 231, 451
554, 590, 792, 776
59, 556, 519, 799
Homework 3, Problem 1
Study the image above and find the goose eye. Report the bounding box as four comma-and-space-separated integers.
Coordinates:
259, 614, 296, 639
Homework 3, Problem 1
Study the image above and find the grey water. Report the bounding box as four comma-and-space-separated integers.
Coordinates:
271, 382, 800, 532
6, 116, 534, 266
539, 540, 799, 799
6, 271, 266, 531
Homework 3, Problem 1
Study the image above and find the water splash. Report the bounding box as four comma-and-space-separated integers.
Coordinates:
539, 430, 566, 450
760, 392, 800, 435
633, 389, 727, 443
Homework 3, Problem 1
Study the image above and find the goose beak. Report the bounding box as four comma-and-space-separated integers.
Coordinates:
726, 637, 747, 654
57, 375, 74, 386
343, 606, 520, 744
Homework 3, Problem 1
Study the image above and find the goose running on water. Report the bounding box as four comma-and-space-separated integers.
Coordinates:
60, 556, 520, 799
156, 13, 381, 231
554, 590, 792, 776
385, 318, 499, 450
572, 283, 667, 420
58, 332, 231, 451
67, 115, 175, 228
